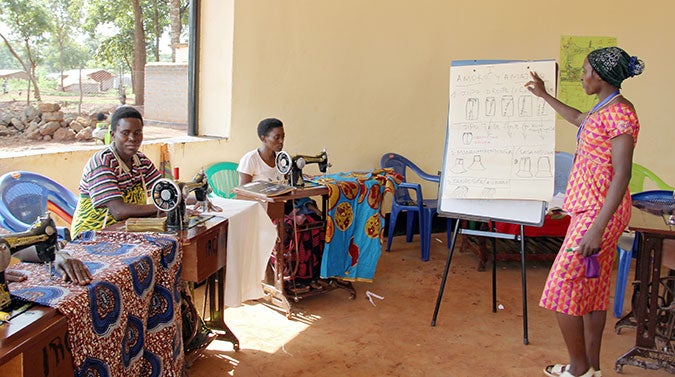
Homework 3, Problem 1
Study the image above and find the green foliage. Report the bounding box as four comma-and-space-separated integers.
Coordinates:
0, 0, 51, 43
1, 0, 189, 89
0, 44, 22, 69
48, 0, 88, 70
42, 39, 92, 71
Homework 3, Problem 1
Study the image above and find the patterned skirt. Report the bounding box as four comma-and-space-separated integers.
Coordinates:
539, 205, 630, 316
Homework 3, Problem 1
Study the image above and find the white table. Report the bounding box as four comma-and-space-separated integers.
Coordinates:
203, 197, 276, 307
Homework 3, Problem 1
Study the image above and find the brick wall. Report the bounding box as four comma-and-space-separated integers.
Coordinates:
144, 63, 188, 124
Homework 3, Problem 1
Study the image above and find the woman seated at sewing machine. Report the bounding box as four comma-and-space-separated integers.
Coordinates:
238, 118, 320, 213
238, 117, 287, 185
238, 118, 327, 293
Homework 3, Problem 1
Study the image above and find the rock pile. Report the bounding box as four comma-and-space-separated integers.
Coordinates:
0, 102, 114, 142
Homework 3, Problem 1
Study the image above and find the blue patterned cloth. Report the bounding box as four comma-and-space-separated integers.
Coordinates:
8, 231, 184, 376
312, 170, 400, 281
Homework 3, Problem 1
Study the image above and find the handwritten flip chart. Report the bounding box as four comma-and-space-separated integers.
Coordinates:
441, 60, 557, 201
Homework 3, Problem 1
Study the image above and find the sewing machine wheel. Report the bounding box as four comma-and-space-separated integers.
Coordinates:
151, 179, 181, 212
276, 151, 292, 175
294, 157, 306, 169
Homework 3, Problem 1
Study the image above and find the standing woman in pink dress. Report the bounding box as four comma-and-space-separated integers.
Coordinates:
526, 47, 645, 377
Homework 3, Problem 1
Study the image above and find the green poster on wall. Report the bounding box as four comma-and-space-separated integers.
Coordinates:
559, 35, 617, 113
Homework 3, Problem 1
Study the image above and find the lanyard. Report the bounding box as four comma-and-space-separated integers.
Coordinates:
576, 90, 621, 143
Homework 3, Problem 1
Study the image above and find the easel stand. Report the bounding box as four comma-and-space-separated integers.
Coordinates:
431, 219, 530, 345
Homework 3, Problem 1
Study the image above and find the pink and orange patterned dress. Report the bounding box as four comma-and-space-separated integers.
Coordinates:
540, 102, 639, 316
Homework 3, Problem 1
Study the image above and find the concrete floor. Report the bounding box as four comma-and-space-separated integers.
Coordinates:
187, 233, 672, 377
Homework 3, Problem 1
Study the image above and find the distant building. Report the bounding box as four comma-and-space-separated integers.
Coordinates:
57, 69, 116, 93
0, 69, 30, 81
144, 62, 188, 124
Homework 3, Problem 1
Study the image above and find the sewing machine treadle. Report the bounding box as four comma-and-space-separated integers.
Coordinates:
235, 185, 356, 318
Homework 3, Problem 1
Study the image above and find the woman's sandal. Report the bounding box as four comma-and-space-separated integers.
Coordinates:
544, 365, 600, 377
560, 368, 595, 377
544, 364, 569, 377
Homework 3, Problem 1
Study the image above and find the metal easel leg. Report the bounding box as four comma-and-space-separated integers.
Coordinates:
491, 222, 497, 313
431, 219, 461, 326
519, 224, 529, 345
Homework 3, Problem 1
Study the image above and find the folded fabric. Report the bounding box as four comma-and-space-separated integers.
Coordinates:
584, 254, 599, 279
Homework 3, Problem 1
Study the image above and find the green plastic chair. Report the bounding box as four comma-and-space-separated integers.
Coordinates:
629, 163, 674, 193
205, 162, 239, 198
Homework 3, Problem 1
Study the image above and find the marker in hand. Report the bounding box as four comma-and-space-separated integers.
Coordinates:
565, 246, 579, 252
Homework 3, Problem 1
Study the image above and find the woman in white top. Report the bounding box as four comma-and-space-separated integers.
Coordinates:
238, 118, 286, 184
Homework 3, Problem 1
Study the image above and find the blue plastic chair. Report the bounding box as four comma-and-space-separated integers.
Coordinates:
205, 162, 239, 199
613, 190, 674, 318
554, 151, 574, 195
380, 153, 452, 261
0, 171, 78, 240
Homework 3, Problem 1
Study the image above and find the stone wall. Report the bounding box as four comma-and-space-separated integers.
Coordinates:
0, 102, 114, 142
144, 63, 188, 125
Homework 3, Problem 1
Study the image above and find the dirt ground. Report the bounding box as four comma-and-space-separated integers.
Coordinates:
186, 235, 673, 377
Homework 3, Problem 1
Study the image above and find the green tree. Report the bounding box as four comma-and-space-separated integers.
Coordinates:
85, 0, 174, 105
43, 38, 91, 73
148, 0, 170, 62
169, 0, 183, 62
0, 0, 51, 102
50, 0, 86, 91
0, 44, 21, 69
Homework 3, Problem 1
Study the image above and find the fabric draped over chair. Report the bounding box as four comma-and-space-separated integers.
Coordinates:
312, 169, 401, 281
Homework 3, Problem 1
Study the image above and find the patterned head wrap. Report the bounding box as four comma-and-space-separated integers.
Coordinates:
587, 47, 645, 88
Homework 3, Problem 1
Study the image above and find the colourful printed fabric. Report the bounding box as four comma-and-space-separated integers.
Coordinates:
271, 210, 325, 281
541, 101, 639, 316
539, 207, 629, 315
563, 102, 639, 213
71, 147, 162, 237
312, 169, 401, 282
8, 231, 184, 376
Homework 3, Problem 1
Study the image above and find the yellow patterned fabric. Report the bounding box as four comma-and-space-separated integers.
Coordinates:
71, 185, 146, 238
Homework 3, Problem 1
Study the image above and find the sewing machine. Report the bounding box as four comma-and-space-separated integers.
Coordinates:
150, 169, 214, 231
0, 213, 59, 310
275, 150, 330, 187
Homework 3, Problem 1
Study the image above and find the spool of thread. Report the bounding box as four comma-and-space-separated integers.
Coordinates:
173, 167, 179, 180
0, 310, 10, 322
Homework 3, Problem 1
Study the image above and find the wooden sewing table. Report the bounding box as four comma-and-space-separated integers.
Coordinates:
0, 216, 238, 375
615, 199, 675, 373
0, 304, 73, 376
234, 185, 356, 317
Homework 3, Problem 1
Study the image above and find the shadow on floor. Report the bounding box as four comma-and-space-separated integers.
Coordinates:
187, 233, 669, 377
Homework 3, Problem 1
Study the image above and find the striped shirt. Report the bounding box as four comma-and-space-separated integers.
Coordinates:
78, 148, 162, 208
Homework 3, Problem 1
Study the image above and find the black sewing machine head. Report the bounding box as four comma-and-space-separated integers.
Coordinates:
150, 169, 210, 231
0, 213, 59, 310
275, 150, 330, 187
